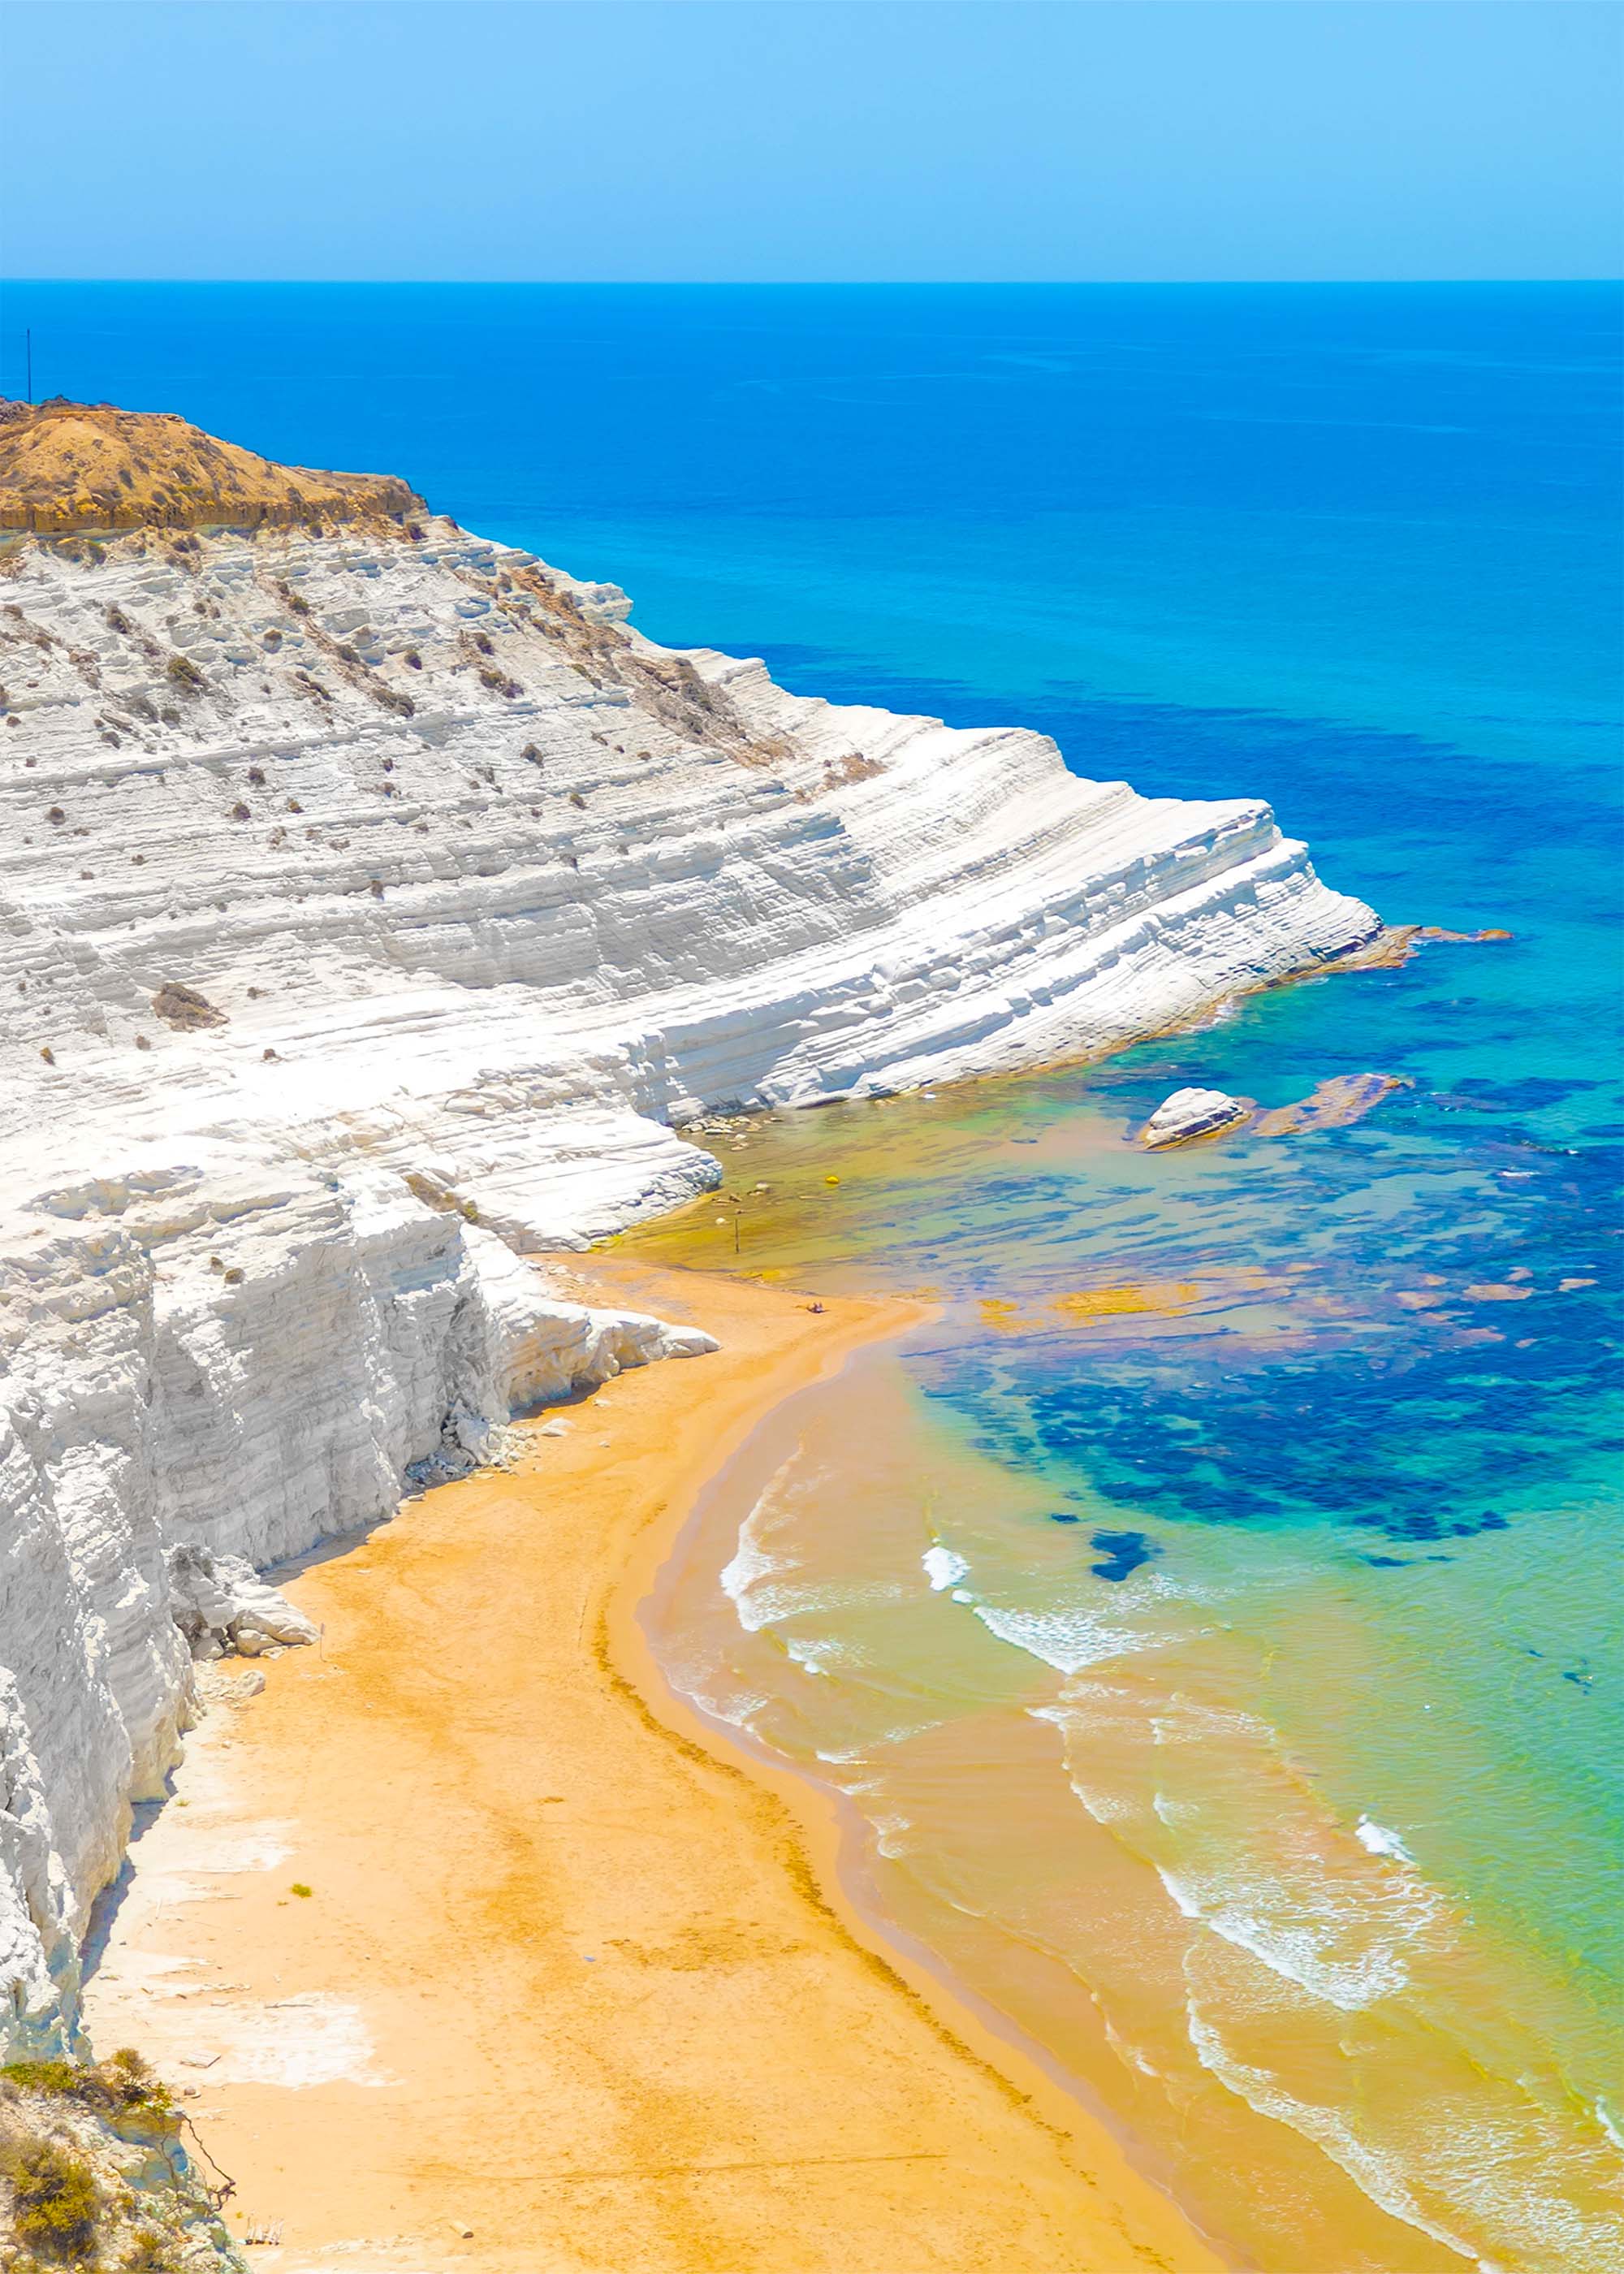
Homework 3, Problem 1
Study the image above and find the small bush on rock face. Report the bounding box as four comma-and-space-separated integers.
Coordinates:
0, 2060, 82, 2099
2, 2137, 101, 2258
120, 2232, 180, 2273
104, 2048, 173, 2121
164, 655, 204, 693
150, 981, 227, 1032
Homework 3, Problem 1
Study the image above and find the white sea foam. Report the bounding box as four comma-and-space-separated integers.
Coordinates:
1156, 1864, 1411, 2010
1188, 1988, 1622, 2273
971, 1576, 1200, 1676
1355, 1814, 1416, 1864
742, 1577, 900, 1632
784, 1635, 845, 1679
1039, 1680, 1445, 2012
719, 1451, 818, 1631
721, 1453, 914, 1635
845, 1791, 918, 1861
688, 1683, 775, 1731
719, 1537, 796, 1632
1184, 2003, 1492, 2270
972, 1601, 1158, 1674
922, 1544, 970, 1592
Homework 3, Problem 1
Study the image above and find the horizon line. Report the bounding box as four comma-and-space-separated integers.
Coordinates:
4, 275, 1621, 292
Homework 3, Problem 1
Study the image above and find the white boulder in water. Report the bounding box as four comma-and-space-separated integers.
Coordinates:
1139, 1087, 1251, 1148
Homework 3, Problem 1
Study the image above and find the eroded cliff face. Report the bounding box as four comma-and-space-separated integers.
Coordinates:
0, 507, 1378, 2054
0, 1174, 713, 2051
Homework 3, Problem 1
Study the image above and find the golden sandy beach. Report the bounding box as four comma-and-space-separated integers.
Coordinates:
82, 1257, 1221, 2273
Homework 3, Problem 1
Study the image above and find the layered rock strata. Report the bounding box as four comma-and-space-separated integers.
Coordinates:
0, 473, 1378, 2057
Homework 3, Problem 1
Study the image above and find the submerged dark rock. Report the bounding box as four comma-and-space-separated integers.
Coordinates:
1089, 1528, 1158, 1581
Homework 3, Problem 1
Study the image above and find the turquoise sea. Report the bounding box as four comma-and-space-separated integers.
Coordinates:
9, 282, 1619, 2268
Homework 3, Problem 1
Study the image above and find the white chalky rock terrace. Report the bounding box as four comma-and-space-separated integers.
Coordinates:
0, 512, 1378, 2052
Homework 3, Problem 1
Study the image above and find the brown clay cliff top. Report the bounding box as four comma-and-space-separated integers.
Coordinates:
0, 397, 425, 535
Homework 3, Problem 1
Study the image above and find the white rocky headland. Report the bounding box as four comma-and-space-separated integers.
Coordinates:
0, 488, 1377, 2056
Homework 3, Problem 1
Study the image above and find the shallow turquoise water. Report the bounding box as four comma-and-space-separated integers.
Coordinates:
627, 1005, 1622, 2266
14, 282, 1620, 2265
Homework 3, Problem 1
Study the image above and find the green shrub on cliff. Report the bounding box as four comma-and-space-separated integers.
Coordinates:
2, 2136, 101, 2258
119, 2231, 182, 2273
0, 2048, 175, 2125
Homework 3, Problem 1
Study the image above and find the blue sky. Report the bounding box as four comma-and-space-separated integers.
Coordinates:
3, 2, 1618, 283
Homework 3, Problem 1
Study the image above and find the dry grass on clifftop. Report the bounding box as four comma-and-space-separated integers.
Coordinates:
0, 399, 422, 538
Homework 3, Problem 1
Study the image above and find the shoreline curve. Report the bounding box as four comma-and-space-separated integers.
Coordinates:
605, 1266, 1239, 2267
80, 1253, 1224, 2273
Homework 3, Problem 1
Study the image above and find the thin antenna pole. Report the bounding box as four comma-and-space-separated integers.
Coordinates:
25, 329, 32, 405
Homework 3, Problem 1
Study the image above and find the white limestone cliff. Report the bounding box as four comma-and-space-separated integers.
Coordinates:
0, 514, 1378, 2055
